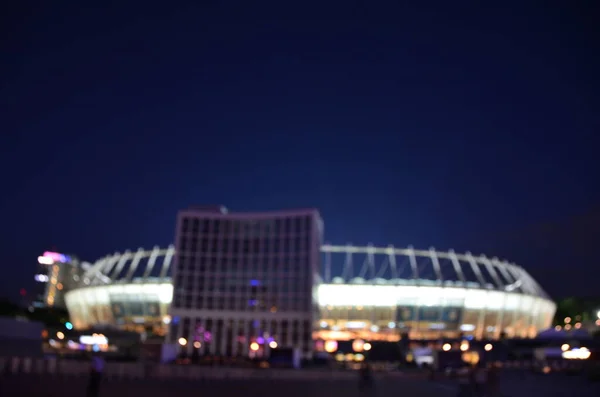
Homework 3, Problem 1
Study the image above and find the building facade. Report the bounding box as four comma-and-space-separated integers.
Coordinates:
168, 206, 323, 358
36, 251, 82, 309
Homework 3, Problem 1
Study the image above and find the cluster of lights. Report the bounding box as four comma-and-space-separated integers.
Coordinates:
323, 339, 371, 354
441, 342, 492, 352
80, 333, 109, 346
46, 265, 60, 306
179, 336, 277, 351
562, 347, 591, 360
38, 251, 71, 265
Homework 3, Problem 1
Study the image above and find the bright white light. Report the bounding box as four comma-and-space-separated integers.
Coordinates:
324, 340, 338, 353
564, 317, 571, 324
346, 321, 366, 329
460, 342, 469, 351
193, 341, 201, 349
352, 339, 365, 352
56, 332, 64, 340
370, 325, 379, 332
80, 334, 108, 345
178, 337, 187, 346
597, 310, 600, 319
34, 274, 49, 282
460, 324, 476, 332
442, 343, 451, 351
484, 344, 493, 352
388, 322, 396, 328
320, 321, 328, 328
269, 341, 278, 349
162, 315, 171, 325
562, 347, 591, 360
561, 344, 570, 352
38, 256, 54, 265
363, 343, 372, 351
250, 342, 259, 351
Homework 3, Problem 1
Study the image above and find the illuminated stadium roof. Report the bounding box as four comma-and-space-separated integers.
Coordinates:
78, 244, 550, 300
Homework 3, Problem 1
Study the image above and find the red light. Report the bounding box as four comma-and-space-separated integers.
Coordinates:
20, 288, 27, 296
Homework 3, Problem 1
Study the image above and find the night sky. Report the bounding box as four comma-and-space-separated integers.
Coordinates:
2, 1, 599, 300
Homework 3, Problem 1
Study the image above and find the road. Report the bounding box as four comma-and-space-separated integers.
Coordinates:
2, 371, 599, 397
1, 375, 453, 397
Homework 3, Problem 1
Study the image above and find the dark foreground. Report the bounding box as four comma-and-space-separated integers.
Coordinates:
2, 375, 449, 397
2, 371, 600, 397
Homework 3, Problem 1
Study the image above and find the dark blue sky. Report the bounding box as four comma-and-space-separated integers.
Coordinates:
2, 1, 598, 299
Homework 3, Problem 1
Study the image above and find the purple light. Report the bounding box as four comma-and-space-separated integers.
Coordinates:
257, 337, 265, 344
250, 279, 260, 286
253, 320, 260, 328
248, 299, 257, 306
42, 252, 70, 263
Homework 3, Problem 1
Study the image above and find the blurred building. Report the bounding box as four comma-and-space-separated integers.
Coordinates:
168, 206, 323, 358
35, 251, 83, 309
52, 206, 556, 358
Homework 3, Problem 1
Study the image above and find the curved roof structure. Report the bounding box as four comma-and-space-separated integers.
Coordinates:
78, 244, 550, 300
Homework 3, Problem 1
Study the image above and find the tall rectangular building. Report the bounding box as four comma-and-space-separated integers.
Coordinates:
168, 206, 322, 358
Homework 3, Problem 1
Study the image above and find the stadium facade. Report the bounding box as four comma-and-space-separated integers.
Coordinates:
55, 206, 556, 357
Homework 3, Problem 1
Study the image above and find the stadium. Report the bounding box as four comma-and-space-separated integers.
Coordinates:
60, 244, 556, 343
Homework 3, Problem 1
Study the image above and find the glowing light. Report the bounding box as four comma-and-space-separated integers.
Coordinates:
346, 321, 366, 329
65, 322, 73, 330
80, 334, 108, 345
564, 324, 572, 330
596, 319, 600, 326
461, 351, 480, 365
354, 353, 365, 362
554, 325, 562, 331
34, 274, 49, 282
460, 341, 469, 351
56, 331, 64, 340
562, 347, 591, 360
324, 340, 338, 353
178, 337, 187, 346
460, 324, 476, 332
574, 322, 582, 329
388, 322, 396, 328
564, 317, 571, 324
442, 343, 451, 351
250, 342, 259, 351
596, 310, 600, 319
320, 321, 328, 328
193, 341, 201, 349
42, 251, 70, 263
561, 344, 570, 351
484, 343, 493, 351
363, 342, 372, 351
162, 315, 171, 325
352, 339, 365, 352
269, 340, 278, 349
38, 256, 54, 265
